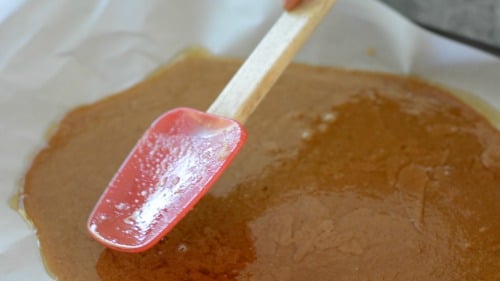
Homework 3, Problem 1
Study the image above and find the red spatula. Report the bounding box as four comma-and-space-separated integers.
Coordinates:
88, 0, 337, 253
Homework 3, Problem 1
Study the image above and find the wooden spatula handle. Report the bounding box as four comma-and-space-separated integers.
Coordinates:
207, 0, 337, 123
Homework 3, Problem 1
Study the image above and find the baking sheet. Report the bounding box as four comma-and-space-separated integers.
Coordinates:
0, 0, 499, 280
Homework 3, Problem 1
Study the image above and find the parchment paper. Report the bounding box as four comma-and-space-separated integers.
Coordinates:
0, 0, 499, 280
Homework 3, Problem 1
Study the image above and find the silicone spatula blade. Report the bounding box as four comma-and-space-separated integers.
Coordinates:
88, 108, 246, 252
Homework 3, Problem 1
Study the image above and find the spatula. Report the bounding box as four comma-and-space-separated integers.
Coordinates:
88, 0, 337, 253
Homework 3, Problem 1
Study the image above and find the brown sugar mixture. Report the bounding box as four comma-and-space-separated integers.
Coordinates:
21, 56, 500, 281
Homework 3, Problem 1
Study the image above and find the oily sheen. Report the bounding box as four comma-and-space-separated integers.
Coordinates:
22, 56, 500, 281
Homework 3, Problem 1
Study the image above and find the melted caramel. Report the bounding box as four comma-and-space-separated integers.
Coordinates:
21, 56, 500, 280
